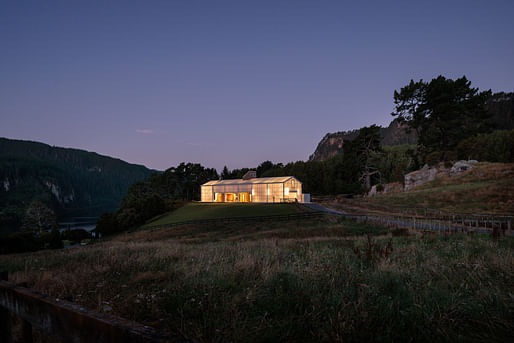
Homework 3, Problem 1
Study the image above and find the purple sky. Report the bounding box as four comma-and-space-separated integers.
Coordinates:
1, 1, 513, 171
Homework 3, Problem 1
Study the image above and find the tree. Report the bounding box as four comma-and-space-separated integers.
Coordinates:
221, 166, 230, 180
23, 200, 57, 235
95, 212, 120, 236
392, 76, 492, 156
354, 125, 382, 190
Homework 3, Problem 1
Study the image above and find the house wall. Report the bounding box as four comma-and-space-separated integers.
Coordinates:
201, 185, 213, 202
252, 184, 267, 203
201, 178, 304, 203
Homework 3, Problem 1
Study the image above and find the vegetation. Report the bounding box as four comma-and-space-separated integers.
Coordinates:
22, 200, 57, 234
144, 203, 301, 227
224, 127, 388, 196
330, 163, 514, 215
0, 228, 91, 254
1, 217, 512, 342
392, 75, 492, 156
0, 137, 154, 234
373, 145, 419, 183
457, 129, 514, 163
96, 163, 218, 236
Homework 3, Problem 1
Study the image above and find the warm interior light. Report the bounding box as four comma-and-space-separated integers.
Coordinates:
285, 187, 289, 196
267, 188, 270, 195
252, 189, 255, 196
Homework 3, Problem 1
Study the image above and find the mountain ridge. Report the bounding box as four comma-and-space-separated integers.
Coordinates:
0, 137, 156, 234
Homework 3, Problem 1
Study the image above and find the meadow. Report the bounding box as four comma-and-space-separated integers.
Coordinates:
327, 163, 514, 215
1, 216, 513, 342
143, 202, 302, 228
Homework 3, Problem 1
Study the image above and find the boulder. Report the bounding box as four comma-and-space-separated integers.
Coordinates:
404, 164, 438, 191
450, 160, 478, 177
368, 182, 403, 196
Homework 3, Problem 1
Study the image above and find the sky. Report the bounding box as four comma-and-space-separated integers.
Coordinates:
1, 1, 513, 171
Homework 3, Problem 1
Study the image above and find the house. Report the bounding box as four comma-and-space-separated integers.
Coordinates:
200, 171, 310, 203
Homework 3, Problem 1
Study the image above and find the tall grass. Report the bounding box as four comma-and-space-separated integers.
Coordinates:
343, 162, 514, 214
1, 219, 513, 342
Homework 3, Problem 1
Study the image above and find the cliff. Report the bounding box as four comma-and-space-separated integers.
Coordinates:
309, 119, 417, 161
309, 92, 514, 162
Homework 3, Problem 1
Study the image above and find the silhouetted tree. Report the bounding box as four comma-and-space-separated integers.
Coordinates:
221, 166, 230, 179
23, 200, 57, 235
392, 76, 492, 156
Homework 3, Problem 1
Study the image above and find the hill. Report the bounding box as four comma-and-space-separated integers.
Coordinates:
0, 138, 156, 234
143, 202, 302, 228
309, 92, 514, 161
324, 162, 514, 215
309, 119, 417, 161
2, 212, 512, 341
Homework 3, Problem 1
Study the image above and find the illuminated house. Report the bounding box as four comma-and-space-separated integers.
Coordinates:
200, 171, 309, 203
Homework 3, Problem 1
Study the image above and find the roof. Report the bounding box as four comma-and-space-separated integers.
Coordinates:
202, 176, 297, 186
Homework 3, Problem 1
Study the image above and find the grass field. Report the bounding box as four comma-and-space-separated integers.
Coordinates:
144, 202, 302, 227
1, 216, 513, 342
328, 163, 514, 215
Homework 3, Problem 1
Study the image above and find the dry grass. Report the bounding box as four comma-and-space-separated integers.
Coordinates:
1, 217, 513, 342
329, 162, 514, 215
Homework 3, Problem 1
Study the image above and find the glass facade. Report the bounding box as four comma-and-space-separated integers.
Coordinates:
200, 176, 305, 203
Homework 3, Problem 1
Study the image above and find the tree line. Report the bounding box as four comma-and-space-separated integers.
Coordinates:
19, 75, 514, 239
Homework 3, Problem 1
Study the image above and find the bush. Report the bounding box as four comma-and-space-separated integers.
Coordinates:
39, 229, 63, 249
95, 212, 120, 236
425, 151, 442, 166
457, 129, 514, 162
0, 231, 40, 254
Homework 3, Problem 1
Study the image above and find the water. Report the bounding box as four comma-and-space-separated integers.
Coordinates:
58, 217, 98, 232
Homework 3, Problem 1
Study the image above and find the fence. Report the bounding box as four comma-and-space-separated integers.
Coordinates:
313, 198, 513, 236
0, 272, 169, 343
344, 212, 513, 236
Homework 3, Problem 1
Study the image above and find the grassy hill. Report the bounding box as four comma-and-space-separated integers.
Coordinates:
144, 202, 302, 227
1, 215, 512, 342
327, 162, 514, 215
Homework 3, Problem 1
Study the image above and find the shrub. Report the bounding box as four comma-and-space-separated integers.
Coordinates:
457, 129, 514, 162
425, 151, 442, 166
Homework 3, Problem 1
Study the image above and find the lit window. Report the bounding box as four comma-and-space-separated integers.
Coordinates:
285, 187, 289, 196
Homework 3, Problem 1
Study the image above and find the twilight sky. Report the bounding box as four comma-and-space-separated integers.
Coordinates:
1, 1, 513, 171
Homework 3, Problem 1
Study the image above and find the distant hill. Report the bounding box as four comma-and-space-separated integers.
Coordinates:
309, 92, 514, 161
0, 138, 156, 234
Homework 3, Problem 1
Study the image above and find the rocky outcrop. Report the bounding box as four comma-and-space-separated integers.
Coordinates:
368, 182, 403, 197
404, 165, 439, 191
404, 160, 479, 191
309, 119, 417, 161
309, 91, 513, 162
308, 133, 347, 161
450, 160, 478, 176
